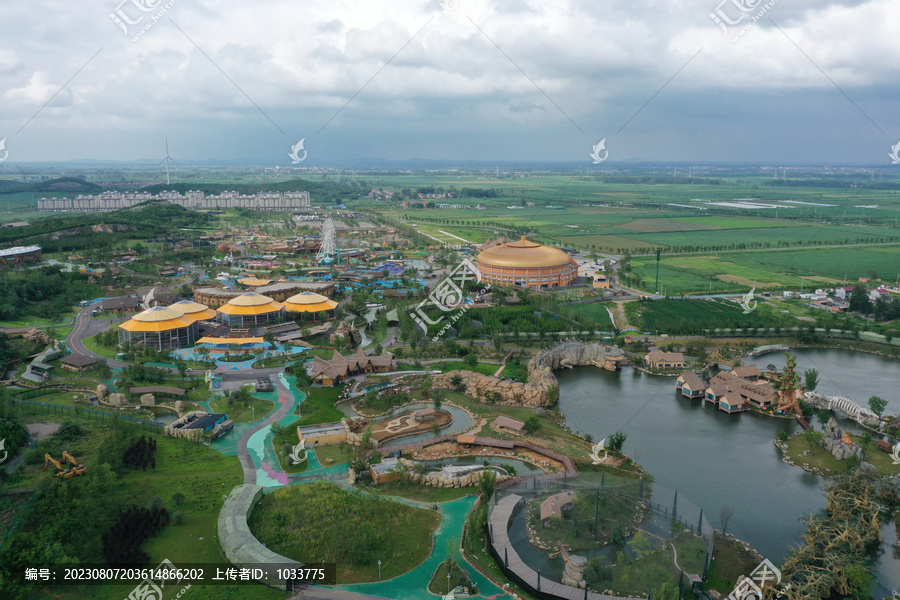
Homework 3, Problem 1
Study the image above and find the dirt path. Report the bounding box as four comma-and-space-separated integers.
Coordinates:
613, 301, 633, 330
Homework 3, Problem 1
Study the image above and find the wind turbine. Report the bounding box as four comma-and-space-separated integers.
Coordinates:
159, 138, 177, 186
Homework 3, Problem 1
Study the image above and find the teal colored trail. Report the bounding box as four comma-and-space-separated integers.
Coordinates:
327, 495, 507, 600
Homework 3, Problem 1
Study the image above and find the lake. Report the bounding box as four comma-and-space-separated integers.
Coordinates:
557, 348, 900, 594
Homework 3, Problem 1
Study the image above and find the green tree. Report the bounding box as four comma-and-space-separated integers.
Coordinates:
867, 395, 887, 417
804, 368, 819, 393
523, 416, 542, 434
477, 469, 497, 500
464, 353, 478, 369
804, 429, 824, 451
607, 431, 627, 453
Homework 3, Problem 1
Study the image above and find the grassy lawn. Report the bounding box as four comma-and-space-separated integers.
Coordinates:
356, 479, 472, 503
705, 532, 766, 594
6, 417, 283, 600
82, 334, 125, 360
313, 442, 352, 466
430, 361, 500, 377
252, 351, 307, 368
291, 385, 345, 426
248, 481, 441, 584
783, 432, 900, 476
209, 394, 276, 423
428, 559, 477, 595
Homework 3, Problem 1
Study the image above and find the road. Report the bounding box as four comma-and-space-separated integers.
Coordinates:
66, 305, 130, 368
235, 374, 297, 485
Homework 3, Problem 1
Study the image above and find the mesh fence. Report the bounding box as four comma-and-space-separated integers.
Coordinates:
488, 471, 713, 599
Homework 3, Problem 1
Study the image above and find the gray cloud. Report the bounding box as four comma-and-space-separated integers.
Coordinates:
0, 0, 896, 164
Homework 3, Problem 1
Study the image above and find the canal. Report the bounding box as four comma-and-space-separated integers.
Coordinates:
556, 348, 900, 593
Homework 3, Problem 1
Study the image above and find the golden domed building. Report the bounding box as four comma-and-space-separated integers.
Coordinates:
215, 292, 284, 327
169, 300, 218, 322
476, 236, 577, 289
283, 292, 339, 321
118, 306, 200, 350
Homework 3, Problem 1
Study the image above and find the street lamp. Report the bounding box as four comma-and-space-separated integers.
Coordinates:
251, 406, 255, 421
447, 571, 452, 595
378, 560, 381, 580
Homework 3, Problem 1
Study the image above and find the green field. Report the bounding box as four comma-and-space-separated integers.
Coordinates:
628, 244, 900, 295
248, 481, 441, 583
625, 299, 789, 333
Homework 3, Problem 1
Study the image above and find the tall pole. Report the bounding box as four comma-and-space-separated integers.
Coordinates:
673, 490, 678, 522
655, 247, 661, 294
593, 487, 600, 541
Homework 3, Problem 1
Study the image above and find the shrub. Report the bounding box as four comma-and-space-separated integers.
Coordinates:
777, 431, 789, 442
172, 510, 185, 525
54, 420, 84, 442
171, 492, 185, 507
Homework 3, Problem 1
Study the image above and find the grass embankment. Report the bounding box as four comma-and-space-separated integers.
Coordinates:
428, 559, 477, 595
705, 532, 764, 594
82, 334, 124, 360
248, 481, 441, 583
3, 416, 281, 600
782, 432, 900, 476
292, 385, 345, 427
313, 442, 352, 466
209, 394, 276, 423
356, 479, 472, 503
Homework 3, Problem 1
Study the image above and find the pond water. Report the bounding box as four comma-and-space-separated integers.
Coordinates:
556, 348, 900, 594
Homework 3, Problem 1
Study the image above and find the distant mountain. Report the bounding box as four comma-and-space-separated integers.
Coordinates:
0, 177, 102, 195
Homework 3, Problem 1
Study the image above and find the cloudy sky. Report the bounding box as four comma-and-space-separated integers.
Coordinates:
0, 0, 898, 165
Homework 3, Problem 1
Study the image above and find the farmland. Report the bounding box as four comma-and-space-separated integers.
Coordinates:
624, 299, 791, 333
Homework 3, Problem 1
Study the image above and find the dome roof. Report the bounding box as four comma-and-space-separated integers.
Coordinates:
119, 306, 197, 332
217, 292, 283, 315
169, 300, 209, 314
285, 291, 329, 305
131, 306, 186, 322
169, 300, 217, 320
226, 292, 276, 307
284, 291, 338, 313
476, 236, 572, 268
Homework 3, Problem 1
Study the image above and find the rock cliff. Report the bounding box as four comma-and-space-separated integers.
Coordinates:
433, 340, 626, 407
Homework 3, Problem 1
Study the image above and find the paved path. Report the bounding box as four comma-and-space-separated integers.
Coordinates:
66, 305, 129, 368
236, 374, 298, 485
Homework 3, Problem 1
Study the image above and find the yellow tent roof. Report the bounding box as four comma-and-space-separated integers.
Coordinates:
196, 337, 264, 346
284, 292, 338, 313
226, 292, 277, 306
120, 307, 196, 333
477, 236, 573, 268
131, 306, 185, 322
238, 277, 271, 286
169, 300, 217, 320
217, 292, 283, 315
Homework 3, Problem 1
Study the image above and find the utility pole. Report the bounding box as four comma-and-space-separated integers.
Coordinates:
655, 247, 661, 295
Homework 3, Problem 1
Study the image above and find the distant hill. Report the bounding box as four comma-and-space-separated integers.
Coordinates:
138, 178, 344, 196
0, 177, 103, 195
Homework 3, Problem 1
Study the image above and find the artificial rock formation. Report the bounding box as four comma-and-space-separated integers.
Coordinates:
433, 341, 626, 407
560, 554, 587, 589
96, 384, 108, 401
140, 393, 156, 407
174, 400, 185, 414
408, 469, 511, 488
822, 417, 864, 461
108, 393, 127, 407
